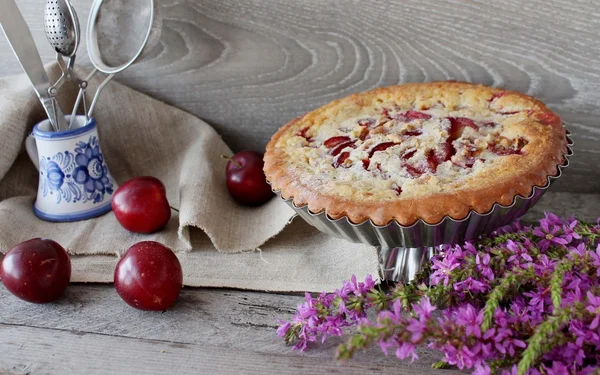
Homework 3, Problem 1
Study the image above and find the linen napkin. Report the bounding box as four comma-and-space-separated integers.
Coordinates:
0, 63, 380, 292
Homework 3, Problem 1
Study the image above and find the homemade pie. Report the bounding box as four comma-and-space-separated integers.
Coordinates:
263, 82, 567, 226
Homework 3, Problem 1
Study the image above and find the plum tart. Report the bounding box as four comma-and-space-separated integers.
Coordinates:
264, 82, 568, 226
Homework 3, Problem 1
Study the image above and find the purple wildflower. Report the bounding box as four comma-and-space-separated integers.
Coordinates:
495, 224, 514, 235
441, 341, 481, 369
532, 218, 570, 250
276, 321, 291, 338
463, 242, 478, 255
590, 244, 600, 276
338, 274, 376, 298
475, 252, 495, 281
523, 288, 550, 311
405, 317, 427, 342
562, 216, 581, 242
395, 342, 418, 361
569, 242, 587, 258
454, 276, 488, 294
586, 291, 600, 330
473, 362, 491, 375
540, 361, 571, 375
454, 304, 483, 337
564, 341, 586, 366
501, 365, 519, 375
412, 297, 436, 319
278, 213, 600, 374
431, 252, 460, 286
580, 367, 600, 375
506, 240, 534, 264
543, 212, 565, 226
533, 254, 555, 276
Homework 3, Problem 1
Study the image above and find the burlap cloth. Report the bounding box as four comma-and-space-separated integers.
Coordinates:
0, 64, 379, 292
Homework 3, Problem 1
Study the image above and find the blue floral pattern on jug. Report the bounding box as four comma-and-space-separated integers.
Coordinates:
39, 135, 114, 204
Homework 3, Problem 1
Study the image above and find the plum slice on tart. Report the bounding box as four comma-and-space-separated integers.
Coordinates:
264, 81, 568, 226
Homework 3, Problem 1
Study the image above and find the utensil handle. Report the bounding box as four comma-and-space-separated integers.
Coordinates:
87, 73, 114, 119
49, 53, 68, 92
25, 134, 39, 170
42, 96, 67, 132
69, 69, 97, 128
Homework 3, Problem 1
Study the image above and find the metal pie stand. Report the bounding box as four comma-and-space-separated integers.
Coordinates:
277, 132, 573, 283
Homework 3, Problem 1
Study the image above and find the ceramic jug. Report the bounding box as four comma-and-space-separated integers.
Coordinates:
25, 115, 117, 222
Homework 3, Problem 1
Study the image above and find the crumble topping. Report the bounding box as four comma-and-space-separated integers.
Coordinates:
285, 103, 531, 200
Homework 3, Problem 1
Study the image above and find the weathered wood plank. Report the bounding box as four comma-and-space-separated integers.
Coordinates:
0, 286, 458, 373
0, 324, 449, 375
523, 191, 600, 223
1, 0, 599, 193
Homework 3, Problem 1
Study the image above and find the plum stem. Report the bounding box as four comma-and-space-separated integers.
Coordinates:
221, 155, 242, 167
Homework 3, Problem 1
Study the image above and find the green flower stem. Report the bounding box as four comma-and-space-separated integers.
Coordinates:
367, 286, 390, 311
482, 268, 536, 332
517, 306, 582, 375
576, 223, 600, 245
480, 231, 535, 248
337, 321, 391, 360
431, 360, 449, 369
550, 258, 580, 310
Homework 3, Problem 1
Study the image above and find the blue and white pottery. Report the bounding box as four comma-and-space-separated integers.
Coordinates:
25, 115, 118, 222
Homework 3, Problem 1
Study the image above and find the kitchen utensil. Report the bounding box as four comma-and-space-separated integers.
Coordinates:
25, 115, 117, 222
44, 0, 81, 85
44, 0, 81, 131
69, 0, 162, 127
44, 0, 80, 70
0, 0, 68, 132
273, 131, 573, 283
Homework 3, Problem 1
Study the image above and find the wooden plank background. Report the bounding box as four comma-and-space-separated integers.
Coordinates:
1, 0, 599, 193
0, 285, 447, 375
0, 0, 599, 373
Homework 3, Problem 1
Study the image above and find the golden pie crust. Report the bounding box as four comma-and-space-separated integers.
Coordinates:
264, 81, 567, 226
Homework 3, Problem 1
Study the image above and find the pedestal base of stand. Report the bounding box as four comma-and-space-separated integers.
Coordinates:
378, 246, 439, 283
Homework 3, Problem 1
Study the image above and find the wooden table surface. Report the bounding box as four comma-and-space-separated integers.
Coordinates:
1, 0, 599, 373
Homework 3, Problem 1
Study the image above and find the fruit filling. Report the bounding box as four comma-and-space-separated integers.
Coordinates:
293, 106, 530, 197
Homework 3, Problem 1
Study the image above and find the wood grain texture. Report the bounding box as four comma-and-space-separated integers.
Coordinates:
0, 285, 456, 374
0, 325, 440, 375
1, 0, 599, 193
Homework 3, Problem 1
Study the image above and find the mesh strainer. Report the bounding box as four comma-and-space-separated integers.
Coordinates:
69, 0, 162, 126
